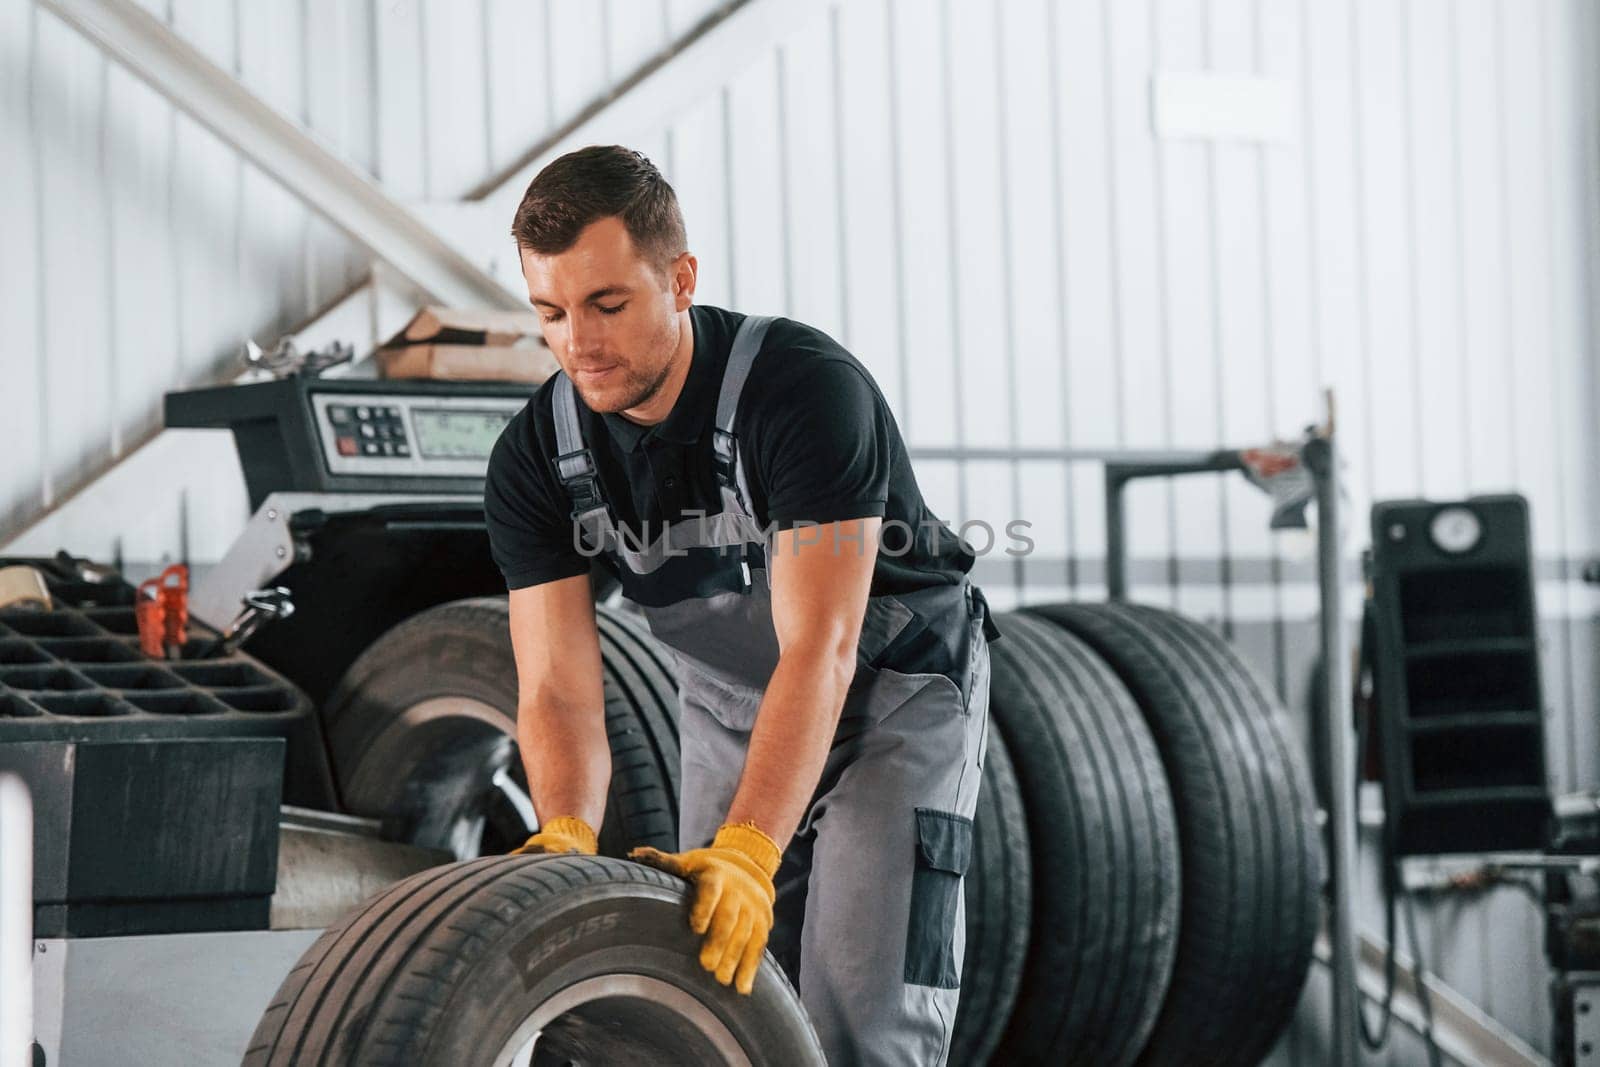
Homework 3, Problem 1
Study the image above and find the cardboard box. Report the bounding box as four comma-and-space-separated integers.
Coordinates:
377, 306, 559, 383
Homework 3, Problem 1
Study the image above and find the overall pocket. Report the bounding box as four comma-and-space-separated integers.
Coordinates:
854, 594, 917, 671
904, 807, 974, 988
671, 651, 765, 732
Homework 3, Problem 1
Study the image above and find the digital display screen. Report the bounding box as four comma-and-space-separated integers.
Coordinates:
412, 408, 513, 460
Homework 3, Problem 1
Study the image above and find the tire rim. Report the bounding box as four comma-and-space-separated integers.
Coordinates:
493, 974, 752, 1067
377, 695, 536, 860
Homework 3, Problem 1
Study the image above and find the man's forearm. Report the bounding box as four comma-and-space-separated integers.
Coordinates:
517, 691, 611, 830
724, 645, 856, 852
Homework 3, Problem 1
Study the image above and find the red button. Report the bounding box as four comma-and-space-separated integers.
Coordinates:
337, 437, 358, 456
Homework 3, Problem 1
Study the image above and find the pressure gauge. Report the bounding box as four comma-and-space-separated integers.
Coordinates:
1429, 506, 1482, 555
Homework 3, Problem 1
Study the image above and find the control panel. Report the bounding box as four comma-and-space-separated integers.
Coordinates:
328, 402, 413, 458
311, 392, 523, 478
166, 375, 537, 509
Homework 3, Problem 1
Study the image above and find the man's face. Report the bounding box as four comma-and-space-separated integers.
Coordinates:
520, 216, 694, 414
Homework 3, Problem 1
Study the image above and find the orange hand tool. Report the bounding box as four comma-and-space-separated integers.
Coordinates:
135, 564, 190, 659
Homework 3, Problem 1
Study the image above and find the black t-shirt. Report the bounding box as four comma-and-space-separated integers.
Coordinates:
484, 303, 975, 596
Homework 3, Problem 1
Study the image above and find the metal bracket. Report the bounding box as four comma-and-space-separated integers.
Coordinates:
1570, 974, 1600, 1066
189, 491, 477, 629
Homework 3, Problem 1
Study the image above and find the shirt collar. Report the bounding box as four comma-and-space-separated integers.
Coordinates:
601, 306, 714, 453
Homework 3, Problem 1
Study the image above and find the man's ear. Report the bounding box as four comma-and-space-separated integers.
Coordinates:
672, 252, 698, 311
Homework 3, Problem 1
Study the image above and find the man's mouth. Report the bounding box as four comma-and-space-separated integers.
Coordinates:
575, 364, 617, 382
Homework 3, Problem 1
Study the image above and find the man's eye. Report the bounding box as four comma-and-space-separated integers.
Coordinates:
541, 313, 563, 325
598, 304, 626, 315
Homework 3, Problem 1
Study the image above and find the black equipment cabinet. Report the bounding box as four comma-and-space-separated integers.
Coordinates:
1367, 493, 1551, 855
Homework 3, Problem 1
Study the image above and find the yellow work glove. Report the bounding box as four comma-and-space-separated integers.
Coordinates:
510, 815, 598, 856
629, 821, 781, 995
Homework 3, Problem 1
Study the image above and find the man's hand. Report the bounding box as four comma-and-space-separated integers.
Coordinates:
510, 815, 598, 856
630, 821, 782, 995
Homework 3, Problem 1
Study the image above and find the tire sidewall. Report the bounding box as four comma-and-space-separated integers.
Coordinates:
325, 611, 517, 814
411, 877, 820, 1064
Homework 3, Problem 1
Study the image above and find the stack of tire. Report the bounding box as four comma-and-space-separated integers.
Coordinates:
970, 604, 1323, 1066
252, 598, 1320, 1066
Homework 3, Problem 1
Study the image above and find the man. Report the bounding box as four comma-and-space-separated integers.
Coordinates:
484, 145, 1000, 1066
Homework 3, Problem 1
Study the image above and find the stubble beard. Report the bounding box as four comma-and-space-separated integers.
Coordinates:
573, 312, 682, 415
577, 358, 673, 414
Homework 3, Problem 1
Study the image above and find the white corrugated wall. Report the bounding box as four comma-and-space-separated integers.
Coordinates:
0, 0, 730, 542
2, 0, 1597, 1060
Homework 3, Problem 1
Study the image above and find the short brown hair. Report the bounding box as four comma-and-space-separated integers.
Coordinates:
510, 145, 687, 276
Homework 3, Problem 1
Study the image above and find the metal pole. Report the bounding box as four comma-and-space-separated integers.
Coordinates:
0, 773, 33, 1067
1105, 468, 1128, 601
1305, 431, 1359, 1066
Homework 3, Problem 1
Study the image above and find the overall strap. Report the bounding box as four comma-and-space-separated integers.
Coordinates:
713, 315, 774, 517
551, 372, 607, 516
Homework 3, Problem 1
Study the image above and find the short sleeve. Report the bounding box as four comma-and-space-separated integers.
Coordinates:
751, 360, 891, 531
483, 409, 592, 590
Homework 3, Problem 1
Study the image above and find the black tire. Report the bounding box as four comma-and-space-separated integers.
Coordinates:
593, 609, 684, 852
323, 598, 680, 858
1025, 602, 1321, 1067
951, 725, 1031, 1067
243, 854, 825, 1066
986, 612, 1182, 1067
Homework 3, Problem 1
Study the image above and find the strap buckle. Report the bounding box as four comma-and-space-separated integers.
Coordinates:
555, 447, 604, 514
711, 429, 739, 489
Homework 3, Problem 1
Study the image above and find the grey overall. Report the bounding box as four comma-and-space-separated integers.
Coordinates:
550, 315, 996, 1066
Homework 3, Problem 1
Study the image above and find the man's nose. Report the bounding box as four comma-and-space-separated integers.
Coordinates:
567, 312, 604, 357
